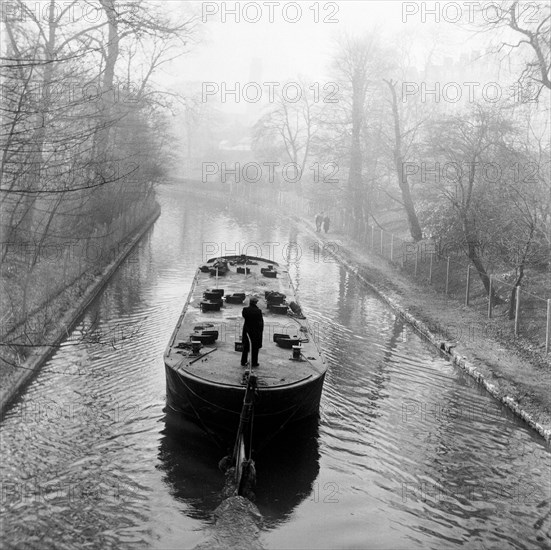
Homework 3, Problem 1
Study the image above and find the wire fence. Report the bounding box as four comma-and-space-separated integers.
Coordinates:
374, 228, 549, 349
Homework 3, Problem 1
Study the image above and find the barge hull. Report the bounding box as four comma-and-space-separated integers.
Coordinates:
165, 364, 325, 443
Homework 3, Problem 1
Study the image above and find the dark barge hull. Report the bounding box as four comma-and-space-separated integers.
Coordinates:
163, 254, 327, 446
165, 364, 326, 444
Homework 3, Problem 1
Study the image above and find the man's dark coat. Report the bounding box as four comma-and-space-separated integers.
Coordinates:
242, 303, 264, 347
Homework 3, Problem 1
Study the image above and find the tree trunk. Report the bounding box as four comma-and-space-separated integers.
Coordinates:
3, 1, 58, 241
461, 214, 493, 296
385, 79, 423, 242
96, 0, 120, 162
508, 266, 524, 320
507, 230, 533, 318
348, 77, 364, 239
396, 159, 423, 242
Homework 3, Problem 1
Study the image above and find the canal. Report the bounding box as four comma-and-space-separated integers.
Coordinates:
1, 185, 549, 549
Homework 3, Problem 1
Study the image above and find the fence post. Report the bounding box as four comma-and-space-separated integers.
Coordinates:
487, 276, 493, 318
380, 229, 384, 254
414, 246, 418, 277
429, 252, 433, 283
514, 286, 521, 337
546, 299, 550, 354
390, 234, 394, 261
445, 257, 450, 295
465, 265, 471, 306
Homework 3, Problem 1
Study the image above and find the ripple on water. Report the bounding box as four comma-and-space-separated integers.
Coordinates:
1, 191, 549, 550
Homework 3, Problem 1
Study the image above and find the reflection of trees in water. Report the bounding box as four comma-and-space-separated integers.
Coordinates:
89, 228, 156, 319
373, 305, 405, 401
336, 264, 353, 328
285, 226, 300, 295
158, 412, 320, 528
330, 267, 406, 418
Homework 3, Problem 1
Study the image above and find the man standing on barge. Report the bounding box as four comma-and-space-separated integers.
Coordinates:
241, 296, 264, 367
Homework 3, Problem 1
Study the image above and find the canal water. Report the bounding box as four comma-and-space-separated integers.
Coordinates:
1, 186, 549, 550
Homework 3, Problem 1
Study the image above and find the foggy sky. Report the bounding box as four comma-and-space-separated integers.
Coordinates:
162, 1, 494, 93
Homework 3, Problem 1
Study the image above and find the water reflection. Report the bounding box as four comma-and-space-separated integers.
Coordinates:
157, 412, 226, 522
158, 411, 320, 528
253, 417, 321, 527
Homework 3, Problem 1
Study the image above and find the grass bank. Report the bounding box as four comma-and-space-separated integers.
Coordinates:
0, 207, 161, 417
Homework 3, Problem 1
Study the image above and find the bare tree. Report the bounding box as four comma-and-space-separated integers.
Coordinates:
488, 136, 550, 317
252, 82, 320, 188
331, 33, 392, 237
383, 79, 423, 241
423, 106, 515, 294
474, 0, 550, 97
0, 0, 198, 359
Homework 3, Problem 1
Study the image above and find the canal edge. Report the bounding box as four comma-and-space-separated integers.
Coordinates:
315, 232, 551, 443
0, 207, 161, 418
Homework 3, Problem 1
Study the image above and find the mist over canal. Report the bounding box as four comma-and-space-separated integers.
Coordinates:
1, 186, 549, 550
